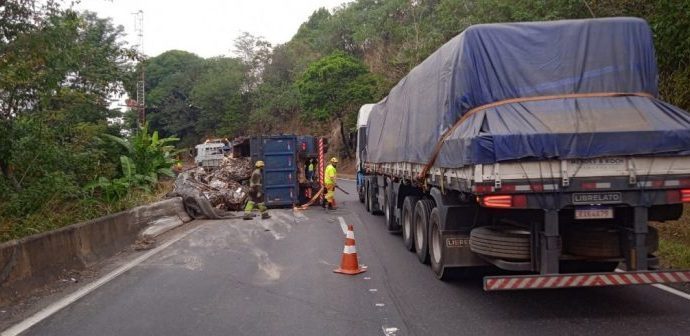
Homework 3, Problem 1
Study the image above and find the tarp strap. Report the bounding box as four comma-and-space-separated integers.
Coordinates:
416, 92, 655, 181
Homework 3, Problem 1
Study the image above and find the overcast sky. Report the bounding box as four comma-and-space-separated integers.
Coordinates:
75, 0, 349, 58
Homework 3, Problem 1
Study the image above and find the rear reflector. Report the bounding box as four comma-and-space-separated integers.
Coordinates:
484, 270, 690, 291
480, 195, 527, 208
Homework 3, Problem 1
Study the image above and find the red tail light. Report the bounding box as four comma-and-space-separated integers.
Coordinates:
682, 189, 690, 203
480, 195, 527, 208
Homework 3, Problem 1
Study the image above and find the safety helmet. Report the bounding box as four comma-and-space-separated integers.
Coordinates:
330, 157, 339, 164
255, 160, 265, 168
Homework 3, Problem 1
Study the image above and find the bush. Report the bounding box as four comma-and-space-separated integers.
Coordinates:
86, 123, 179, 202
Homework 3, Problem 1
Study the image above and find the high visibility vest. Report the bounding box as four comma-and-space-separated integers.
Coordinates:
324, 164, 336, 185
308, 163, 314, 172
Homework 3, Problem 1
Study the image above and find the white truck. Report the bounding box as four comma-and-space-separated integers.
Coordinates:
356, 18, 690, 290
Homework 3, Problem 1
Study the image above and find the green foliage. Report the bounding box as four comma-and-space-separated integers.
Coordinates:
296, 52, 380, 155
297, 52, 380, 121
87, 122, 179, 201
0, 4, 173, 242
191, 57, 246, 136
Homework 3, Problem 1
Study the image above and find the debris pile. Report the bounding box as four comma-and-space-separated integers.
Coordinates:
173, 157, 253, 211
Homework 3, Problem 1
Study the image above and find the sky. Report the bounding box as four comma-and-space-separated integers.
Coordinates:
74, 0, 349, 58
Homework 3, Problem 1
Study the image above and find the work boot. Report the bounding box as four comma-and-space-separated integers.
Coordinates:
261, 212, 271, 219
327, 203, 338, 211
243, 213, 255, 220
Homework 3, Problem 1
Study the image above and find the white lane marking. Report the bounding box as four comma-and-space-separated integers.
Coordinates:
337, 178, 355, 182
363, 277, 371, 280
382, 326, 399, 336
2, 227, 200, 336
652, 284, 690, 301
375, 303, 385, 307
337, 216, 348, 235
615, 268, 690, 302
369, 288, 378, 292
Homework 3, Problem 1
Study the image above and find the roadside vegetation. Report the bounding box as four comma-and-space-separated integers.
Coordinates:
2, 0, 690, 260
653, 207, 690, 269
0, 2, 175, 242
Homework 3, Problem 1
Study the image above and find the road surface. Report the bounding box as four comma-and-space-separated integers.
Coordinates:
6, 180, 690, 335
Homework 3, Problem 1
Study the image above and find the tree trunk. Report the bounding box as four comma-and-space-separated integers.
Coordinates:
338, 118, 352, 159
0, 160, 22, 191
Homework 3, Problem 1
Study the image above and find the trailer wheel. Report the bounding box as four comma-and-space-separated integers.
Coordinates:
561, 261, 619, 273
402, 196, 420, 251
364, 181, 371, 213
429, 208, 450, 279
384, 185, 398, 232
414, 199, 434, 264
358, 185, 365, 203
369, 183, 383, 216
469, 226, 531, 260
564, 226, 658, 258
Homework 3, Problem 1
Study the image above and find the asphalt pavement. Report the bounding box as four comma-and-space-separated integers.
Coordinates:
9, 180, 690, 336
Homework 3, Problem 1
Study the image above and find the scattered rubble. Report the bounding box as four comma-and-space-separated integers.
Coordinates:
172, 156, 253, 214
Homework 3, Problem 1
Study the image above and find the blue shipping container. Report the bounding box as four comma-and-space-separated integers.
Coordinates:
260, 135, 298, 207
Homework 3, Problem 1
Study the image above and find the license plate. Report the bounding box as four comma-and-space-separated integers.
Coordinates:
575, 206, 614, 220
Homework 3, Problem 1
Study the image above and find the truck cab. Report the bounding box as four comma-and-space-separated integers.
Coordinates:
356, 104, 375, 203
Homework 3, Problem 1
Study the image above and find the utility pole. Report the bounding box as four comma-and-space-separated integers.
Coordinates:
133, 10, 146, 125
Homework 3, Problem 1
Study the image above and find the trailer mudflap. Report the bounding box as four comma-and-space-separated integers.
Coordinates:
483, 270, 690, 291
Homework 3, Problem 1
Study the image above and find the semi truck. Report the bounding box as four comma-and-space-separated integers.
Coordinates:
356, 17, 690, 290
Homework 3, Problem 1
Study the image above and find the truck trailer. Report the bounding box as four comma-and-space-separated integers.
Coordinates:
356, 17, 690, 290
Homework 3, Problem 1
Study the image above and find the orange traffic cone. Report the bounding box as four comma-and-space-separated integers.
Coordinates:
334, 224, 366, 275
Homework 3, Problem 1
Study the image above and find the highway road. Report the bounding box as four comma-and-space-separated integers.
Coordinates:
6, 180, 690, 336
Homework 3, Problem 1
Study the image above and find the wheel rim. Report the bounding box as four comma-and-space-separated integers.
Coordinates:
385, 195, 390, 222
432, 224, 441, 264
415, 213, 424, 250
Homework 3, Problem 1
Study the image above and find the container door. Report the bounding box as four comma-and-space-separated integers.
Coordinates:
262, 136, 298, 206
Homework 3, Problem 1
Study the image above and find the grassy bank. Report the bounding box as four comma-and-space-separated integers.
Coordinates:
652, 206, 690, 269
0, 180, 173, 243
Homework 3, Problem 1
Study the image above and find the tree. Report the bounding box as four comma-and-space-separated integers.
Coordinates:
0, 9, 135, 191
296, 52, 380, 156
132, 50, 204, 145
233, 32, 272, 91
191, 57, 246, 137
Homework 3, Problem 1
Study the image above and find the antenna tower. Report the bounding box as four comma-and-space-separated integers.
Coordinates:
133, 10, 145, 125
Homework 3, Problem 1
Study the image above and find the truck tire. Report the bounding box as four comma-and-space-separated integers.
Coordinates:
183, 196, 203, 219
414, 199, 434, 264
364, 181, 371, 213
402, 196, 420, 251
358, 183, 365, 203
429, 208, 450, 279
561, 261, 619, 273
564, 226, 659, 258
369, 183, 383, 216
469, 226, 531, 260
384, 185, 398, 232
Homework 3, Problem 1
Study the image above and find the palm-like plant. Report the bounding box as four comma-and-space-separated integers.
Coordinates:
86, 123, 180, 201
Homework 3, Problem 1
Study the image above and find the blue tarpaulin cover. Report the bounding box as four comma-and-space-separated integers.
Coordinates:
365, 17, 690, 167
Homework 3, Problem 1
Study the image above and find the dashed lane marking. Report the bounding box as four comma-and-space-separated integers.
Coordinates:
337, 216, 348, 235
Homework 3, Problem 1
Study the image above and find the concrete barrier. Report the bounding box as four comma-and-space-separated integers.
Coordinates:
0, 197, 191, 305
